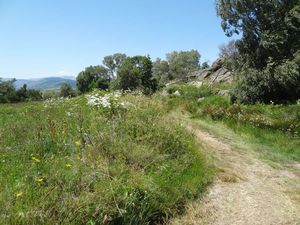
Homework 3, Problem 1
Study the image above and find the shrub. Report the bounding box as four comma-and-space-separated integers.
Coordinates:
232, 52, 300, 104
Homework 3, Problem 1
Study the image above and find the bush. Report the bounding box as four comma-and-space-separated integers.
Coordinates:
232, 52, 300, 104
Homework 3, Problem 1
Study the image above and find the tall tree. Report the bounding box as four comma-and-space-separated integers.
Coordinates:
116, 56, 157, 94
216, 0, 300, 103
152, 58, 171, 86
103, 53, 127, 78
76, 65, 110, 93
166, 50, 201, 79
216, 0, 300, 69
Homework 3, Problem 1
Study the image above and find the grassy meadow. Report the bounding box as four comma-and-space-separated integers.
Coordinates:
165, 84, 300, 164
0, 91, 212, 224
1, 84, 299, 224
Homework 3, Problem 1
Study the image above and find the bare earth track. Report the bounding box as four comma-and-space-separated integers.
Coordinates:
170, 121, 300, 225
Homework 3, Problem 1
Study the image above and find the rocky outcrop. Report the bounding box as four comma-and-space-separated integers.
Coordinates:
188, 58, 233, 86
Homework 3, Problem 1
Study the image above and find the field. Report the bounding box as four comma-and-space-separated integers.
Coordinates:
1, 85, 299, 224
0, 91, 212, 224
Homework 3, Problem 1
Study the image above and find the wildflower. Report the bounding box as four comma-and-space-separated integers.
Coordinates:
32, 156, 41, 163
16, 192, 23, 198
75, 140, 81, 147
65, 164, 72, 168
120, 101, 131, 109
99, 96, 111, 108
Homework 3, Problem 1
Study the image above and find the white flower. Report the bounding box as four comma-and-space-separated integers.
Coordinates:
120, 101, 131, 109
99, 96, 111, 108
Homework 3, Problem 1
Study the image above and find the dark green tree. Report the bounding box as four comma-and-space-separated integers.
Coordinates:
27, 89, 42, 101
0, 79, 18, 103
201, 61, 210, 69
216, 0, 300, 69
76, 65, 110, 93
59, 83, 76, 97
217, 0, 300, 103
115, 56, 157, 94
16, 84, 28, 102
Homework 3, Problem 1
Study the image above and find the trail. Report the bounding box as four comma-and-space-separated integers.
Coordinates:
170, 120, 300, 225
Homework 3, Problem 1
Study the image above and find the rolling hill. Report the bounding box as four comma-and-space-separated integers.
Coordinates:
13, 77, 76, 90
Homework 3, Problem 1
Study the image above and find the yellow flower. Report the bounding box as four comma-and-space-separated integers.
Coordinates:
31, 156, 41, 163
37, 178, 44, 182
75, 140, 81, 147
65, 164, 72, 168
16, 192, 23, 198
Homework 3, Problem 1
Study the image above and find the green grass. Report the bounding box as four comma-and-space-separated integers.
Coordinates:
164, 83, 300, 164
0, 91, 212, 224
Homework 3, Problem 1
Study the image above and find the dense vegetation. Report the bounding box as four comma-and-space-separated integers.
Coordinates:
165, 83, 300, 163
75, 50, 207, 94
0, 91, 212, 224
0, 79, 43, 103
1, 1, 300, 223
217, 0, 300, 103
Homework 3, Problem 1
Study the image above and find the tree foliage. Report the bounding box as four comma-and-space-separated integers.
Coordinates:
76, 65, 110, 93
217, 0, 300, 68
152, 50, 201, 86
103, 53, 127, 78
115, 56, 157, 94
152, 58, 171, 87
0, 79, 42, 103
59, 83, 76, 98
217, 0, 300, 103
167, 50, 201, 79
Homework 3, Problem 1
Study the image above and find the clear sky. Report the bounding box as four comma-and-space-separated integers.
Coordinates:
0, 0, 232, 79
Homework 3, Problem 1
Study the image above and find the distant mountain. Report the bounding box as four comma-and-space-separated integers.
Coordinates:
13, 77, 76, 90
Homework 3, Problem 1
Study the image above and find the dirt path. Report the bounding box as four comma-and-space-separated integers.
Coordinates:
170, 122, 300, 225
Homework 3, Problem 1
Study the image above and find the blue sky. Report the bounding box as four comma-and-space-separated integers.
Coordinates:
0, 0, 232, 79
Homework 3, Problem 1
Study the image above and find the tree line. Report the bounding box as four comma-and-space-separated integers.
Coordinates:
0, 49, 207, 103
0, 79, 77, 103
76, 50, 208, 94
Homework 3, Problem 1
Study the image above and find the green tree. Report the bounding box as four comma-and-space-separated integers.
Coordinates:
16, 84, 28, 102
42, 90, 59, 100
201, 61, 210, 69
27, 89, 42, 101
166, 50, 201, 79
103, 53, 127, 78
216, 0, 300, 69
59, 83, 76, 98
76, 65, 110, 93
217, 0, 300, 103
0, 79, 18, 103
115, 56, 157, 94
152, 58, 171, 87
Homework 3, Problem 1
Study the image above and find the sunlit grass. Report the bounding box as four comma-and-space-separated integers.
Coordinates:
0, 91, 212, 224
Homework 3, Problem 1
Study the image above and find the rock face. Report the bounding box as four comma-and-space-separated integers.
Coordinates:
188, 58, 233, 86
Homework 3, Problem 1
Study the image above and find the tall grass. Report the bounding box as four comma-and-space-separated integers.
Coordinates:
0, 92, 212, 224
164, 84, 300, 163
